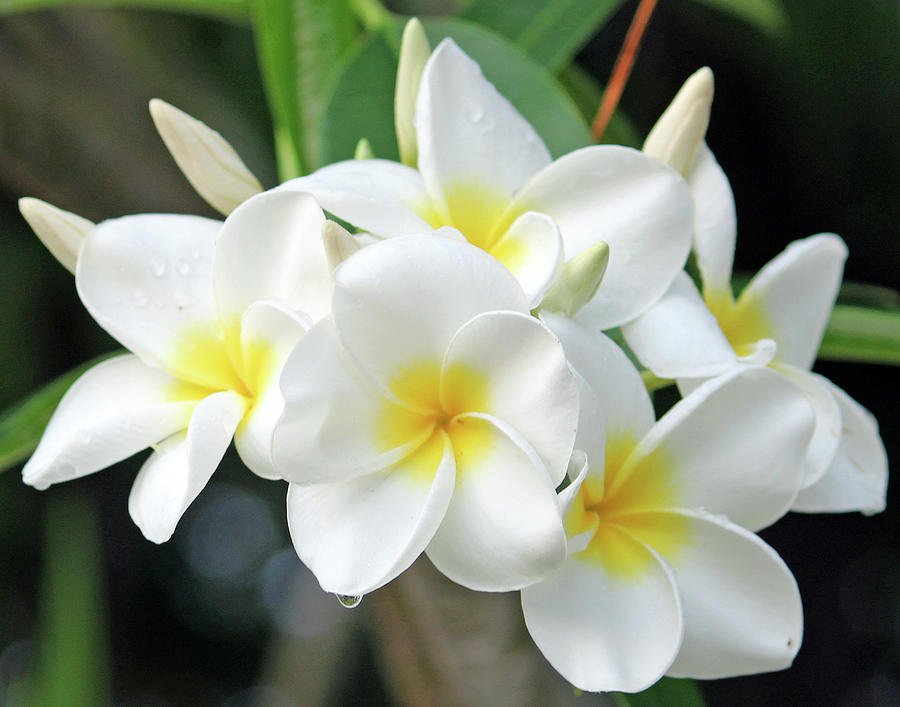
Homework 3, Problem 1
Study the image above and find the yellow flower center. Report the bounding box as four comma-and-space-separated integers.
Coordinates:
376, 358, 494, 482
566, 433, 690, 579
705, 285, 773, 358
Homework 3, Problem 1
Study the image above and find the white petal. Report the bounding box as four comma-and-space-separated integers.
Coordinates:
272, 318, 432, 483
128, 390, 246, 543
287, 430, 455, 596
622, 271, 737, 379
737, 234, 848, 370
426, 413, 566, 591
793, 382, 888, 514
76, 213, 233, 389
442, 310, 578, 486
658, 510, 803, 679
278, 160, 433, 236
542, 313, 655, 446
511, 146, 693, 329
687, 144, 736, 293
214, 190, 330, 332
773, 363, 842, 488
331, 236, 528, 396
149, 99, 263, 216
19, 197, 93, 274
629, 367, 814, 531
394, 18, 430, 167
23, 354, 199, 489
491, 211, 562, 307
521, 530, 682, 693
416, 39, 550, 222
233, 301, 311, 479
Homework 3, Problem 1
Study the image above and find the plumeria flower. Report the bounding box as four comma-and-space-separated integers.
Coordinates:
276, 31, 693, 325
521, 314, 816, 693
622, 69, 888, 514
272, 236, 580, 597
23, 190, 331, 542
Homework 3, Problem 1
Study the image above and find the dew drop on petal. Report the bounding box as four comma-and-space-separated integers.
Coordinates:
336, 594, 363, 609
466, 103, 484, 123
132, 289, 149, 308
176, 259, 191, 276
152, 256, 167, 277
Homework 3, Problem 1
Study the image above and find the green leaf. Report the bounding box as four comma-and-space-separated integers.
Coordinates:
613, 677, 706, 707
0, 352, 119, 475
0, 0, 246, 20
462, 0, 627, 72
319, 17, 593, 165
819, 305, 900, 365
558, 63, 641, 147
683, 0, 789, 35
32, 492, 110, 707
252, 0, 357, 179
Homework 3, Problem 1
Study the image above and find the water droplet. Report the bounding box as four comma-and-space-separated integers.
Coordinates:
81, 434, 92, 445
152, 257, 167, 277
466, 103, 484, 123
191, 249, 202, 261
132, 290, 148, 308
336, 594, 363, 609
176, 259, 191, 276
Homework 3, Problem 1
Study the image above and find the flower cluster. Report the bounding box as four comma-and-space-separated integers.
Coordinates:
20, 20, 888, 693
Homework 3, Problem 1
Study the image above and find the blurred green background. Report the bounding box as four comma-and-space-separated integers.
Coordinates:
0, 0, 898, 704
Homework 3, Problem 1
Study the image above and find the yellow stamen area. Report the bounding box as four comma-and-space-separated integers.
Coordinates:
413, 181, 525, 271
375, 358, 493, 484
567, 432, 691, 579
707, 286, 773, 358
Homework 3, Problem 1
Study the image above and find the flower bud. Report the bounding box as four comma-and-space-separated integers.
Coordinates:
394, 18, 430, 168
19, 197, 94, 273
540, 242, 610, 318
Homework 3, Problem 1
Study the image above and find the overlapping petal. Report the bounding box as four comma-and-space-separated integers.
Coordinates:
442, 311, 578, 486
415, 39, 551, 222
331, 236, 528, 399
128, 390, 246, 543
214, 190, 330, 334
793, 382, 888, 514
660, 509, 803, 679
490, 211, 562, 307
687, 144, 736, 293
426, 414, 566, 591
286, 431, 455, 596
521, 531, 682, 693
278, 160, 432, 236
510, 145, 693, 329
627, 367, 814, 531
76, 213, 232, 390
273, 319, 433, 483
622, 271, 737, 379
736, 234, 847, 370
23, 354, 201, 489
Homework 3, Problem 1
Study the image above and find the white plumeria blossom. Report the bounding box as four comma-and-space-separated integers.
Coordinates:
521, 314, 816, 693
272, 235, 580, 597
622, 69, 888, 515
277, 37, 694, 323
23, 190, 332, 543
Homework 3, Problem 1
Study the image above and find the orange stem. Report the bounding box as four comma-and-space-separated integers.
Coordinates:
592, 0, 659, 142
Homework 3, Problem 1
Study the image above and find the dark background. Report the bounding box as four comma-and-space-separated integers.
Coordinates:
0, 0, 897, 704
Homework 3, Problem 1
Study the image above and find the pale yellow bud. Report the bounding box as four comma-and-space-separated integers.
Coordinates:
394, 18, 430, 168
354, 138, 375, 160
19, 197, 94, 274
540, 242, 610, 318
322, 220, 361, 273
149, 98, 263, 216
643, 67, 714, 175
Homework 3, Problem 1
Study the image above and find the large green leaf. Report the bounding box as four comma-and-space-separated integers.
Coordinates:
319, 16, 593, 165
0, 0, 245, 19
252, 0, 357, 178
0, 353, 119, 475
462, 0, 626, 72
613, 676, 706, 707
683, 0, 789, 34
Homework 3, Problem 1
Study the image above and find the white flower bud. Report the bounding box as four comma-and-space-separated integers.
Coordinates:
19, 197, 94, 274
540, 242, 610, 318
322, 220, 360, 273
394, 18, 430, 168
